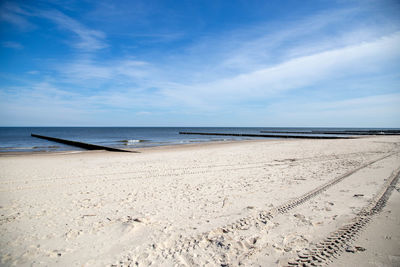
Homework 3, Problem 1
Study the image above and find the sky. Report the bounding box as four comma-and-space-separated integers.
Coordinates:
0, 0, 399, 127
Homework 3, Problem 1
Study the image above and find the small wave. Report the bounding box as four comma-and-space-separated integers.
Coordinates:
119, 139, 149, 145
0, 145, 59, 151
0, 147, 35, 150
32, 145, 60, 149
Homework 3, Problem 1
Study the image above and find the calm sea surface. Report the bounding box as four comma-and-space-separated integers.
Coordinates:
0, 127, 398, 152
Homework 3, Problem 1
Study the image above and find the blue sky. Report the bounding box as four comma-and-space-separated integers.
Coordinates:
0, 0, 399, 127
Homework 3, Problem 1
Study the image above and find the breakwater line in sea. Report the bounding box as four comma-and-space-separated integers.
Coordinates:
260, 130, 400, 135
31, 134, 135, 153
179, 132, 354, 139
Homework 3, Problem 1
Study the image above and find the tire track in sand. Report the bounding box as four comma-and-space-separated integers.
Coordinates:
119, 151, 397, 266
0, 151, 380, 185
0, 152, 374, 192
287, 167, 400, 266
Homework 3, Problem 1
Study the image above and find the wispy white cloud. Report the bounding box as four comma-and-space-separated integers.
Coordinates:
136, 111, 151, 116
1, 2, 107, 51
261, 93, 400, 127
167, 6, 399, 82
37, 9, 107, 51
0, 2, 34, 30
59, 59, 113, 80
1, 41, 23, 49
0, 80, 166, 126
27, 70, 40, 75
55, 58, 151, 89
2, 80, 398, 127
160, 32, 400, 109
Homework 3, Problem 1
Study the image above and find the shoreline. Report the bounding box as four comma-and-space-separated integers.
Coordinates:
3, 126, 390, 155
0, 138, 281, 156
1, 136, 399, 266
0, 135, 373, 157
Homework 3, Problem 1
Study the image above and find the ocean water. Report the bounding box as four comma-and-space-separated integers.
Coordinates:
0, 127, 398, 152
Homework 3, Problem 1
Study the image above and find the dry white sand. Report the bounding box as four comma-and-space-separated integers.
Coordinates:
0, 136, 399, 266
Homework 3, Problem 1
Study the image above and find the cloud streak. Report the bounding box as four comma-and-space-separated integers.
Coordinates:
0, 2, 34, 30
262, 93, 400, 127
0, 2, 107, 51
1, 41, 23, 49
37, 9, 107, 51
160, 32, 400, 109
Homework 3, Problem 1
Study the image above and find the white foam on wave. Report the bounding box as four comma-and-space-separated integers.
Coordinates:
120, 139, 148, 145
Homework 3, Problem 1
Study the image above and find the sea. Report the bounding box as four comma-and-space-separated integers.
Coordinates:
0, 127, 398, 153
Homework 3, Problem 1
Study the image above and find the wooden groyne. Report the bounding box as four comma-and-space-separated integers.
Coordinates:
31, 134, 135, 152
179, 132, 353, 139
260, 130, 400, 135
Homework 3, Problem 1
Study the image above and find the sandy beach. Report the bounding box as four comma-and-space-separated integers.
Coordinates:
1, 136, 399, 266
